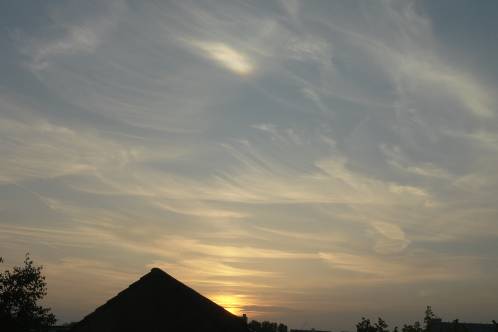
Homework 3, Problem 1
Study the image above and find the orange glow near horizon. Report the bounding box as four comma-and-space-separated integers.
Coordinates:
211, 294, 246, 316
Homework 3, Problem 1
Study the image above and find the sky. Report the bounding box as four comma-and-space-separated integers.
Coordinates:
1, 0, 498, 329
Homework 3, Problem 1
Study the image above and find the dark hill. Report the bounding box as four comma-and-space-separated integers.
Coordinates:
70, 268, 248, 332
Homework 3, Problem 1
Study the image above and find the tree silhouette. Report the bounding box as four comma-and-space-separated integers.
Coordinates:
375, 318, 389, 332
278, 323, 289, 332
402, 321, 423, 332
249, 320, 287, 332
424, 306, 438, 332
249, 320, 262, 332
0, 254, 56, 332
357, 317, 377, 332
262, 320, 278, 332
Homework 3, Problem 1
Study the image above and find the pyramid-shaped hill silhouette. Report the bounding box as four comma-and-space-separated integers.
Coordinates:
70, 268, 249, 332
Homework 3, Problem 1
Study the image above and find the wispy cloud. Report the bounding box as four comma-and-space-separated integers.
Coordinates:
30, 26, 100, 70
2, 0, 498, 328
192, 41, 254, 75
23, 1, 125, 71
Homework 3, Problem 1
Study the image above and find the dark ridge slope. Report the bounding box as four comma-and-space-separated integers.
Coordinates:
70, 268, 248, 332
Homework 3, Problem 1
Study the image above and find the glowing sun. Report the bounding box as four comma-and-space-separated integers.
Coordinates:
211, 294, 246, 316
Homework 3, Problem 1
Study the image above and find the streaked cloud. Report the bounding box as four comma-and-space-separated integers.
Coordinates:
2, 0, 498, 329
30, 26, 100, 70
23, 1, 125, 71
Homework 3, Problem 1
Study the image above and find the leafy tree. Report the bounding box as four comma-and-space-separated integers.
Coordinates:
262, 320, 278, 332
249, 320, 287, 332
424, 306, 438, 331
402, 321, 423, 332
375, 318, 389, 332
278, 323, 288, 332
357, 317, 377, 332
249, 320, 262, 332
0, 254, 56, 332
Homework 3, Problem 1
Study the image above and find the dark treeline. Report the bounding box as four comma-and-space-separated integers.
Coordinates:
356, 306, 437, 332
249, 319, 288, 332
356, 307, 498, 332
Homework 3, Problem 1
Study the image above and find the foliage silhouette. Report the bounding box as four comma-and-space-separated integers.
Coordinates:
356, 309, 429, 332
357, 317, 377, 332
249, 319, 288, 332
357, 307, 497, 332
278, 323, 289, 332
0, 253, 56, 332
375, 318, 389, 332
424, 306, 438, 332
402, 321, 423, 332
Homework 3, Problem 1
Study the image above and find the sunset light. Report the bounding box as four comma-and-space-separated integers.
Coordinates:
211, 294, 247, 316
2, 1, 498, 331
